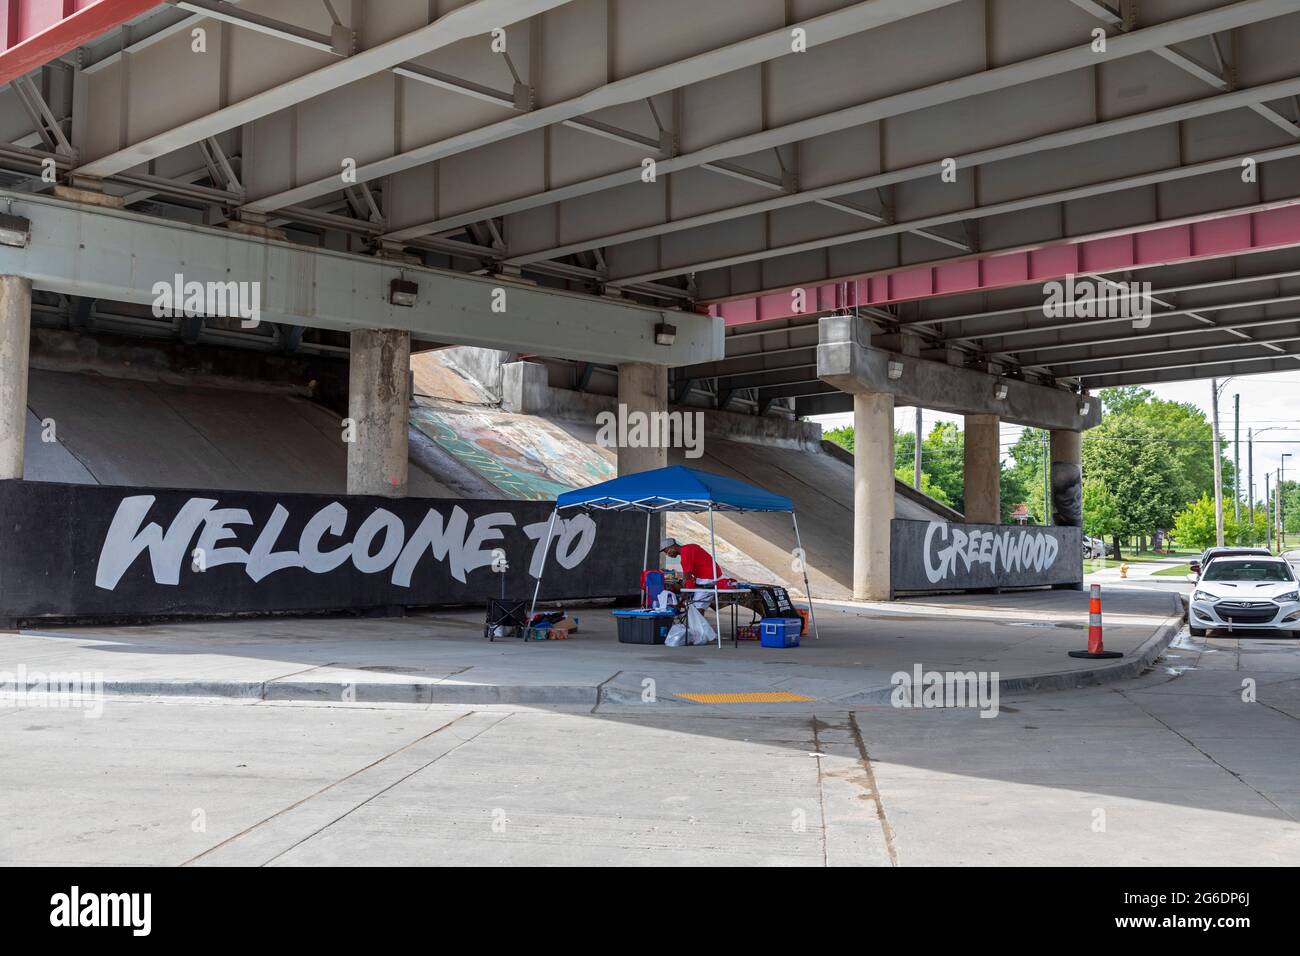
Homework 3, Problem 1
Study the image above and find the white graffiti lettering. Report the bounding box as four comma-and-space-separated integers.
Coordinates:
922, 521, 1059, 584
94, 497, 597, 591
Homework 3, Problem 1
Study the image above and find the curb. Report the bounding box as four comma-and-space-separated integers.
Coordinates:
25, 596, 1186, 709
78, 678, 604, 706
826, 595, 1185, 707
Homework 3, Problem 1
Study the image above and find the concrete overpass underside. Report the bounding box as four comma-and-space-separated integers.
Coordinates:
1, 0, 1299, 614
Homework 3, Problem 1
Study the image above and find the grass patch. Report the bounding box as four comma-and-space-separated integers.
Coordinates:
1153, 563, 1192, 578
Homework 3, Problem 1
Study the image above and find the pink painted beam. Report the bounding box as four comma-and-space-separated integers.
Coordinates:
1, 0, 160, 86
708, 201, 1300, 327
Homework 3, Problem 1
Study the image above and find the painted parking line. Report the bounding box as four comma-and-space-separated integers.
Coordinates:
675, 691, 815, 704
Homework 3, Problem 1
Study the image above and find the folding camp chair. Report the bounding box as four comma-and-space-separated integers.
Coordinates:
485, 598, 529, 641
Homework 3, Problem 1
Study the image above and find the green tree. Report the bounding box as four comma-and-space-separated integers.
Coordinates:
1100, 386, 1155, 417
824, 425, 853, 452
918, 421, 965, 510
1281, 480, 1300, 535
1083, 414, 1182, 559
894, 465, 954, 506
1171, 494, 1218, 552
1004, 427, 1049, 523
1101, 386, 1230, 507
1171, 494, 1267, 549
1082, 477, 1120, 542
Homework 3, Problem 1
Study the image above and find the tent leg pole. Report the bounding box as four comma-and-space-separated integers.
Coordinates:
529, 509, 559, 620
642, 510, 652, 605
792, 512, 819, 640
708, 504, 721, 649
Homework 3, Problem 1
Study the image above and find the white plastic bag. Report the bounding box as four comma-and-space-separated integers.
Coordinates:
686, 605, 716, 646
665, 620, 687, 647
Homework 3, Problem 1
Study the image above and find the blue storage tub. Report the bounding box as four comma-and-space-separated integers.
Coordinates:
760, 617, 802, 648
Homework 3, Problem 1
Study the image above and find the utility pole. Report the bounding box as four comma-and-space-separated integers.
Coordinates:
1248, 428, 1254, 539
1042, 434, 1051, 526
1211, 379, 1225, 547
1233, 393, 1241, 526
1266, 473, 1272, 552
1277, 469, 1284, 551
913, 407, 922, 490
1283, 454, 1293, 550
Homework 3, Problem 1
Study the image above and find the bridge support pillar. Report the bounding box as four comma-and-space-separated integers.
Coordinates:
616, 362, 668, 476
853, 391, 894, 601
618, 362, 668, 570
0, 275, 31, 481
1050, 429, 1083, 528
963, 414, 1001, 524
347, 328, 410, 497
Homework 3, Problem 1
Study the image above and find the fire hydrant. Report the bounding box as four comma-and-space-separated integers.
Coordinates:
1120, 563, 1129, 579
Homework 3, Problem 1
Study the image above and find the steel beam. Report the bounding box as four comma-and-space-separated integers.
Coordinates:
74, 0, 574, 179
1081, 352, 1300, 386
0, 190, 722, 367
1037, 328, 1300, 372
963, 292, 1300, 349
614, 141, 1300, 286
503, 75, 1300, 269
248, 0, 958, 215
905, 264, 1300, 329
386, 0, 1300, 244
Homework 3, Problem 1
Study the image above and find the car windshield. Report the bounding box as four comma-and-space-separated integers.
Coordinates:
1203, 561, 1294, 582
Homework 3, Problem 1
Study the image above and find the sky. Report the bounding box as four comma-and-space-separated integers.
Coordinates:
809, 368, 1300, 505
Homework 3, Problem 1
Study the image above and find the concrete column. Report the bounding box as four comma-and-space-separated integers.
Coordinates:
618, 362, 668, 571
616, 362, 668, 476
347, 328, 411, 497
853, 391, 895, 601
963, 413, 1001, 524
1050, 429, 1083, 527
0, 276, 32, 481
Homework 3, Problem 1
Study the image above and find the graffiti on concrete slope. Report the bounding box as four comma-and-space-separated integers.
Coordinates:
411, 407, 610, 500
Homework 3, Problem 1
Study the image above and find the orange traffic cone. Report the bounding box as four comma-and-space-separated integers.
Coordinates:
1069, 583, 1123, 659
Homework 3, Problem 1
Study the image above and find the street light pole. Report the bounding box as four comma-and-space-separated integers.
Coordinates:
1266, 474, 1272, 552
1042, 434, 1051, 527
913, 407, 922, 491
1210, 379, 1225, 547
1283, 453, 1293, 550
1233, 393, 1241, 526
1248, 428, 1255, 540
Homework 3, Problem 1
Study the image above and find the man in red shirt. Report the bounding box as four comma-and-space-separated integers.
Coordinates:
660, 537, 727, 605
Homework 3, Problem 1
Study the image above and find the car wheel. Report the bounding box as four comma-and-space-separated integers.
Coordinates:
1189, 625, 1207, 638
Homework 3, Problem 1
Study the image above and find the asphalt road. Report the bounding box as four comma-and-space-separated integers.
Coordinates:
2, 626, 1296, 866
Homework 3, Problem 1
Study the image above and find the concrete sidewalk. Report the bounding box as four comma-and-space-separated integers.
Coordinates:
0, 587, 1183, 711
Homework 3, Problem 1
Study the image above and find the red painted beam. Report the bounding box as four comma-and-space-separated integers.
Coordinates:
707, 200, 1300, 328
1, 0, 161, 86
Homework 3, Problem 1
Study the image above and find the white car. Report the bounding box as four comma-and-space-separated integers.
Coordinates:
1189, 557, 1300, 637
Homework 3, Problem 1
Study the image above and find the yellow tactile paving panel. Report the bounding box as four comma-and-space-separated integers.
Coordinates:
676, 691, 815, 704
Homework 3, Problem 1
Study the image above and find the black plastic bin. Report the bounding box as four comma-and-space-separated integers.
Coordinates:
612, 610, 677, 645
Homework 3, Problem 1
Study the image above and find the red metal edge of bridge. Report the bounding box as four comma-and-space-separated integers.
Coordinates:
706, 200, 1300, 327
1, 0, 159, 86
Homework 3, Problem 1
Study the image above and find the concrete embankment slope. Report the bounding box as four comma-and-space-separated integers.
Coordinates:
21, 368, 454, 496
19, 359, 955, 603
408, 353, 959, 601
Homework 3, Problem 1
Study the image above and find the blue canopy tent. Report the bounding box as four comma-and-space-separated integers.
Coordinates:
530, 465, 818, 646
